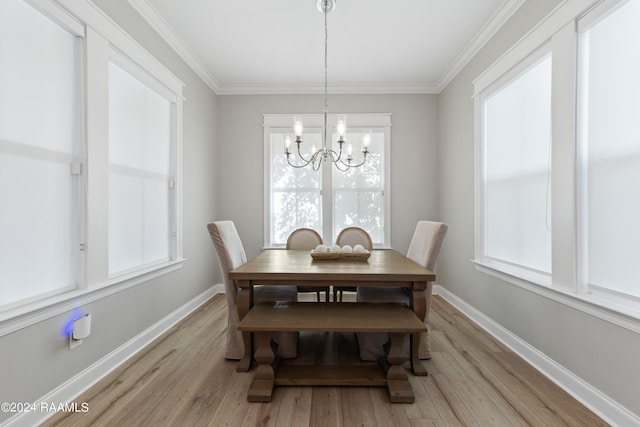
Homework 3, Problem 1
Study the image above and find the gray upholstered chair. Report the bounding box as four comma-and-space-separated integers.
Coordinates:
286, 228, 330, 302
356, 221, 448, 361
208, 221, 298, 360
333, 227, 373, 302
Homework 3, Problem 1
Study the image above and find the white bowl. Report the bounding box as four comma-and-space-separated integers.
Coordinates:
341, 245, 353, 253
353, 244, 366, 253
315, 244, 327, 253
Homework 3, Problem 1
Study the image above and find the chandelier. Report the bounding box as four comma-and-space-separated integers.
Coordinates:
284, 0, 370, 171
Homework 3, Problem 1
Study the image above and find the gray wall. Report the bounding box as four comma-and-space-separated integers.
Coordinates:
4, 0, 638, 423
217, 94, 439, 258
437, 0, 640, 418
0, 1, 219, 422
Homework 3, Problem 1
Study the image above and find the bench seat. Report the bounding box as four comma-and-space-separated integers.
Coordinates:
238, 302, 427, 403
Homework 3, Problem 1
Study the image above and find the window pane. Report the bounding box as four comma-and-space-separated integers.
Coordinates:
0, 0, 77, 307
581, 0, 640, 297
270, 130, 322, 245
0, 0, 77, 151
108, 61, 171, 275
333, 128, 384, 244
334, 190, 383, 243
483, 54, 552, 273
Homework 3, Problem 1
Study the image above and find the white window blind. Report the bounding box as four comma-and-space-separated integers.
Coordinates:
108, 60, 172, 275
0, 0, 80, 308
579, 0, 640, 299
481, 53, 552, 279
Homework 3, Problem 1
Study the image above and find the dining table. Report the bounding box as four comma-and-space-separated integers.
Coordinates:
229, 248, 436, 376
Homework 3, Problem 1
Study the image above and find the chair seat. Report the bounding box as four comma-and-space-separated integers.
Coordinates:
255, 285, 299, 303
357, 286, 410, 304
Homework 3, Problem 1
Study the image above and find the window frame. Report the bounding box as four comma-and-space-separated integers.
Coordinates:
0, 0, 184, 334
263, 113, 391, 248
473, 0, 640, 329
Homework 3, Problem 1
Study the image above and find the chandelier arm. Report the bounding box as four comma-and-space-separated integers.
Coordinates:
338, 155, 367, 168
287, 153, 313, 168
296, 142, 313, 163
312, 156, 323, 171
333, 158, 351, 172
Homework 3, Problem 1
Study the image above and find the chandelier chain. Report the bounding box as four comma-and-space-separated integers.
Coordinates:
284, 0, 370, 171
323, 3, 329, 147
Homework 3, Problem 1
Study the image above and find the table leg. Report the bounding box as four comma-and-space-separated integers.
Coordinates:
385, 333, 414, 403
246, 332, 275, 402
236, 283, 252, 372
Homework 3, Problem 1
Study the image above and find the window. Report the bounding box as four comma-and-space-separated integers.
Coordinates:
108, 58, 174, 276
474, 0, 640, 322
264, 114, 390, 248
479, 51, 552, 284
0, 0, 183, 325
578, 0, 640, 302
0, 0, 82, 309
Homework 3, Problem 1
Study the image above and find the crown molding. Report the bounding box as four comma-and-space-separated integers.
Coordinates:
128, 0, 524, 96
436, 0, 527, 92
216, 84, 440, 96
127, 0, 221, 93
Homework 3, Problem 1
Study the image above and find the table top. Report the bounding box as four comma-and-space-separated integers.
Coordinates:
229, 249, 435, 283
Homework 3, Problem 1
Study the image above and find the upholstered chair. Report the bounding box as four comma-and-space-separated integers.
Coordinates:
286, 228, 330, 302
208, 221, 298, 360
333, 227, 373, 302
356, 221, 448, 361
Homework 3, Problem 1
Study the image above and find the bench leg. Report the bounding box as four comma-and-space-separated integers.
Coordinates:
385, 333, 415, 403
411, 285, 429, 376
247, 332, 275, 402
236, 286, 252, 372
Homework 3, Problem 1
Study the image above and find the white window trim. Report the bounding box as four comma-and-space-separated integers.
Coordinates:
472, 0, 640, 332
263, 113, 391, 248
0, 0, 185, 335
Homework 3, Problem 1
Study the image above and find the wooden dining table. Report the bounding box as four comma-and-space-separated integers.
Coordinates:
229, 249, 436, 376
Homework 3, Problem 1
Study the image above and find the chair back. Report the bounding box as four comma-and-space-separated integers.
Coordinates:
336, 227, 373, 250
286, 228, 323, 250
406, 221, 448, 271
207, 221, 247, 295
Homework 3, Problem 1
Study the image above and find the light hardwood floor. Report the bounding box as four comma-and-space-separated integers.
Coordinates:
44, 294, 607, 427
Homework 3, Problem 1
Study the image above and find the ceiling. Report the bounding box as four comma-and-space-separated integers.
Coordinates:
129, 0, 524, 95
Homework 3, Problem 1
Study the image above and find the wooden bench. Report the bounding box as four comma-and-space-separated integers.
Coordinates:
237, 301, 427, 403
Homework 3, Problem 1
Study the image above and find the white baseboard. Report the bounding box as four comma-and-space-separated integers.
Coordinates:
2, 284, 223, 427
433, 284, 640, 427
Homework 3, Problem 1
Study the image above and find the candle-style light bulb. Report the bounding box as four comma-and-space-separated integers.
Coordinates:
347, 143, 353, 156
337, 115, 346, 142
284, 135, 291, 154
293, 116, 303, 141
362, 130, 371, 152
311, 143, 317, 155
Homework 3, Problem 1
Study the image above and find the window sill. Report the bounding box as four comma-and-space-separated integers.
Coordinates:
0, 259, 185, 337
472, 260, 640, 334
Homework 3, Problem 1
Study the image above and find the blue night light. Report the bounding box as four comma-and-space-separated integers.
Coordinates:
62, 307, 86, 337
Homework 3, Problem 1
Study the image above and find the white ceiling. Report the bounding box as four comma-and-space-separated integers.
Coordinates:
129, 0, 524, 95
